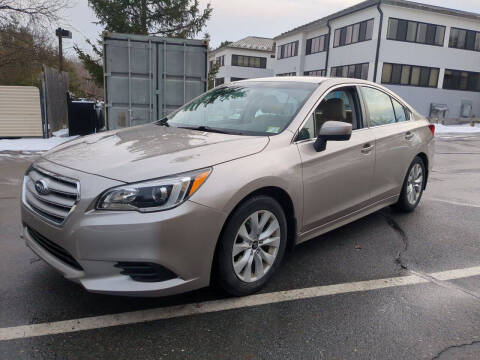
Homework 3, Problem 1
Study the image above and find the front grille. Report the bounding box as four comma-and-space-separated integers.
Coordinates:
23, 166, 79, 225
114, 262, 177, 282
28, 227, 83, 271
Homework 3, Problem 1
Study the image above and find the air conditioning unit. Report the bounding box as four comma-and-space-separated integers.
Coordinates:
429, 103, 448, 119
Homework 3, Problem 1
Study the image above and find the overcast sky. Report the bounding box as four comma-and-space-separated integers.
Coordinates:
59, 0, 480, 57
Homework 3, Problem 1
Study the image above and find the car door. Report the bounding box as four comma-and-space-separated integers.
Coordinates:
296, 85, 376, 234
359, 86, 417, 202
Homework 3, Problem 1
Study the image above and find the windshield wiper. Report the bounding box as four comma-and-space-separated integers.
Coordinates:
156, 117, 169, 127
176, 125, 241, 135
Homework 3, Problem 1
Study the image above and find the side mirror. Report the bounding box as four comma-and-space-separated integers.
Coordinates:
314, 121, 352, 152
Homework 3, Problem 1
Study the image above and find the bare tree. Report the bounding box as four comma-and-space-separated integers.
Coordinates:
0, 0, 68, 26
0, 19, 58, 86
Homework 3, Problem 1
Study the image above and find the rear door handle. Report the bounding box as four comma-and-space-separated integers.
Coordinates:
361, 143, 374, 154
405, 131, 414, 140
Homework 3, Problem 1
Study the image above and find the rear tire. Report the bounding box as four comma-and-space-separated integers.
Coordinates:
214, 196, 287, 296
393, 156, 425, 213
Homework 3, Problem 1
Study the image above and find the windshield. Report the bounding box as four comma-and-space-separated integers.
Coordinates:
161, 81, 318, 135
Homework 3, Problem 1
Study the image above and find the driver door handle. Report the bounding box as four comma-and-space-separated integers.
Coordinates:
361, 143, 374, 154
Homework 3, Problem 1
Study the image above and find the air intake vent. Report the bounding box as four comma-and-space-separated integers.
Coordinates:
114, 262, 177, 282
28, 227, 83, 271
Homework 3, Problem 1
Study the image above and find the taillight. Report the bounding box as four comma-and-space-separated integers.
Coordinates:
428, 124, 435, 136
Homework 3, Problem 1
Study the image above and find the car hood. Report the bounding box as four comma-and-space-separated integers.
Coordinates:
42, 124, 269, 182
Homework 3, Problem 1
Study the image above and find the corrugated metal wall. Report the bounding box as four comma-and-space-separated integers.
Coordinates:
103, 32, 207, 130
0, 86, 43, 137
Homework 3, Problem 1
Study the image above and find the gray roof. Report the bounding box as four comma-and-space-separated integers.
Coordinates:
213, 36, 274, 53
275, 0, 480, 40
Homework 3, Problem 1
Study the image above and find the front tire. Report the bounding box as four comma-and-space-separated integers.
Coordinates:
393, 156, 425, 213
214, 196, 287, 296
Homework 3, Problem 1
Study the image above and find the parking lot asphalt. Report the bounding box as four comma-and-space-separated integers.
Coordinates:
0, 134, 479, 359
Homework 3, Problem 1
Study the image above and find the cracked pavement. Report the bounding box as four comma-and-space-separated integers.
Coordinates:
0, 133, 479, 359
432, 340, 480, 360
382, 213, 409, 270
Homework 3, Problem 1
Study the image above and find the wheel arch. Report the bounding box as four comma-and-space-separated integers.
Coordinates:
416, 152, 429, 189
210, 186, 298, 282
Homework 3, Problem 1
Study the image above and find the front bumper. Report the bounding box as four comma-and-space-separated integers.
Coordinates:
21, 161, 227, 297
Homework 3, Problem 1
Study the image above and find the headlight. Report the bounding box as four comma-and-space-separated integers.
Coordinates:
96, 168, 211, 212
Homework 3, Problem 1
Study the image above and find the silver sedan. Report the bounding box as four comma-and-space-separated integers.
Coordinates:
21, 77, 435, 297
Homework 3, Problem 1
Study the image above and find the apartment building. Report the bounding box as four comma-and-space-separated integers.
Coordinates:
208, 37, 275, 86
273, 0, 480, 119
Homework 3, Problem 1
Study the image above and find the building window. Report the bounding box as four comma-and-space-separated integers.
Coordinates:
231, 55, 267, 68
330, 63, 369, 80
216, 55, 225, 67
277, 41, 299, 59
304, 69, 326, 76
449, 27, 480, 52
333, 19, 374, 48
443, 69, 480, 92
209, 60, 215, 70
276, 72, 296, 77
230, 77, 246, 82
387, 18, 445, 46
214, 78, 225, 87
381, 63, 439, 88
306, 34, 329, 55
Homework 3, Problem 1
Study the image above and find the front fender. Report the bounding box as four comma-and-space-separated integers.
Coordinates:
189, 145, 304, 231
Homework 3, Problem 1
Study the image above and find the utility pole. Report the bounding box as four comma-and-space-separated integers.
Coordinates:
55, 28, 72, 72
140, 0, 148, 34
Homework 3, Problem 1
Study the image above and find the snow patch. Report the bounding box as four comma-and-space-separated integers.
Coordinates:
52, 128, 70, 137
0, 131, 78, 152
0, 152, 42, 159
435, 123, 480, 134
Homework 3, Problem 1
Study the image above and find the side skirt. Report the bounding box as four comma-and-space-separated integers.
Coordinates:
296, 195, 399, 244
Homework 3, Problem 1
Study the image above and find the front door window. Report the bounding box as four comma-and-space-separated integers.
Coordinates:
296, 86, 361, 141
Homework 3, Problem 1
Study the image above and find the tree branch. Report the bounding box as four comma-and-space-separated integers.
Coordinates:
0, 0, 69, 25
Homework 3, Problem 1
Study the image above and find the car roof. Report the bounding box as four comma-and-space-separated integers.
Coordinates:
233, 76, 375, 86
236, 76, 325, 84
231, 76, 328, 84
231, 77, 422, 118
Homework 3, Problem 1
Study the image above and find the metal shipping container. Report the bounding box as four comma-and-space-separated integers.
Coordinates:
103, 32, 207, 129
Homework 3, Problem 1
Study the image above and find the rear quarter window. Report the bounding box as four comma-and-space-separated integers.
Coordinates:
392, 98, 407, 122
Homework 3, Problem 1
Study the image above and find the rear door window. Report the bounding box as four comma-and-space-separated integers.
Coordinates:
361, 87, 396, 127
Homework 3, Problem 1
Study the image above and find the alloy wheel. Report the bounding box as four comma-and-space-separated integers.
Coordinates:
232, 210, 281, 282
406, 163, 423, 205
